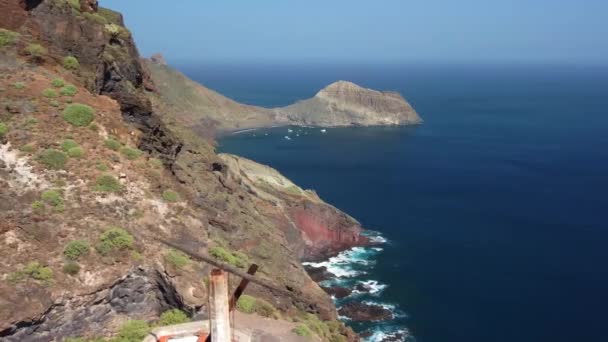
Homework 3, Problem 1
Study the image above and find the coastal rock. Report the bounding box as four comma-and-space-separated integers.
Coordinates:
305, 266, 335, 282
276, 80, 421, 127
338, 302, 393, 322
322, 286, 352, 299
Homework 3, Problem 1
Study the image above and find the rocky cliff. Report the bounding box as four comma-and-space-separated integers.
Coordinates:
0, 1, 363, 341
145, 57, 421, 132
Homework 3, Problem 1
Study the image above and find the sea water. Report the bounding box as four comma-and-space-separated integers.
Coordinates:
180, 63, 608, 342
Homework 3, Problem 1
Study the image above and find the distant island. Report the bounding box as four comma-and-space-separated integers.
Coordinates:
145, 56, 422, 134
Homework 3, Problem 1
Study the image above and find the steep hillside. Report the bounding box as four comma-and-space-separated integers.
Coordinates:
0, 1, 363, 341
143, 58, 275, 135
145, 57, 421, 132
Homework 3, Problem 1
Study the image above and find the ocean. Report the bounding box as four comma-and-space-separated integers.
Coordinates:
178, 63, 608, 342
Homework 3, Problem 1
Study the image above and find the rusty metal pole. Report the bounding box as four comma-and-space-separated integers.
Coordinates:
209, 269, 231, 342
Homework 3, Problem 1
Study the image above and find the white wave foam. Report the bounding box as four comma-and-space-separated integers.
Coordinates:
352, 280, 388, 295
364, 328, 410, 342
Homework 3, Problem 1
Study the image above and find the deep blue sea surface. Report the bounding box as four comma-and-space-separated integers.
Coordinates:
180, 63, 608, 342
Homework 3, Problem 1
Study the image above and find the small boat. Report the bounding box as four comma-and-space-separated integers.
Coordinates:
320, 129, 327, 133
284, 136, 291, 140
287, 128, 293, 133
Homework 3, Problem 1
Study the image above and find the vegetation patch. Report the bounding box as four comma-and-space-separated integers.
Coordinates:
62, 261, 80, 275
31, 200, 45, 214
41, 189, 64, 209
60, 84, 78, 96
120, 146, 143, 160
164, 249, 190, 269
94, 174, 122, 193
162, 189, 179, 202
67, 146, 84, 158
209, 246, 249, 268
63, 103, 94, 127
67, 0, 80, 10
158, 309, 190, 326
61, 139, 79, 152
25, 43, 47, 61
116, 320, 150, 342
64, 240, 90, 260
82, 12, 108, 25
0, 122, 8, 138
42, 88, 58, 98
0, 28, 19, 47
104, 138, 122, 151
52, 78, 65, 88
96, 227, 134, 256
13, 82, 25, 90
50, 100, 60, 107
39, 148, 68, 170
63, 56, 80, 70
235, 295, 277, 318
96, 162, 109, 171
292, 324, 314, 338
9, 262, 53, 285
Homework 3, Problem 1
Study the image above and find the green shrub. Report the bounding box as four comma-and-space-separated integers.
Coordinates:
164, 249, 189, 269
0, 28, 19, 47
13, 82, 25, 89
67, 0, 80, 10
67, 146, 84, 158
104, 23, 122, 37
25, 43, 47, 59
64, 240, 89, 260
293, 324, 314, 338
96, 227, 134, 256
117, 320, 150, 342
52, 78, 65, 87
88, 123, 98, 131
60, 84, 78, 96
253, 298, 276, 317
50, 100, 60, 107
39, 148, 68, 169
10, 262, 54, 285
158, 309, 190, 326
162, 190, 179, 202
82, 12, 108, 25
104, 138, 121, 151
236, 295, 256, 314
31, 200, 45, 214
63, 103, 94, 126
61, 139, 79, 152
209, 246, 249, 268
42, 88, 58, 98
120, 146, 143, 160
94, 174, 121, 193
41, 189, 63, 207
63, 261, 80, 275
0, 122, 8, 138
63, 56, 80, 70
235, 295, 276, 317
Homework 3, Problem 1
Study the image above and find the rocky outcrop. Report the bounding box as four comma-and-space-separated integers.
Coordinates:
219, 153, 369, 260
277, 80, 421, 127
0, 268, 188, 341
338, 302, 393, 322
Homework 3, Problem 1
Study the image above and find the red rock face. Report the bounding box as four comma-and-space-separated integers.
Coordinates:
289, 201, 369, 260
0, 0, 29, 30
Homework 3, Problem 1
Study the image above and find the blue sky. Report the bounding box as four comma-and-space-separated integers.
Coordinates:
101, 0, 607, 65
